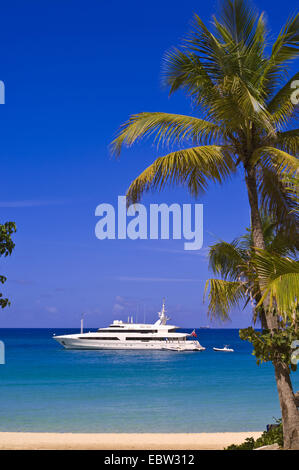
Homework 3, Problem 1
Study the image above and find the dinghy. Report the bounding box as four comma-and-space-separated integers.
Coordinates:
213, 345, 234, 352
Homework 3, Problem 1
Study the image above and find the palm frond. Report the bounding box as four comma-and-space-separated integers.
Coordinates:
217, 0, 259, 46
281, 174, 299, 214
187, 14, 230, 81
111, 112, 222, 156
126, 145, 235, 204
276, 129, 299, 155
269, 13, 299, 66
214, 10, 268, 89
254, 250, 299, 320
253, 146, 299, 174
260, 14, 299, 98
221, 75, 274, 132
237, 211, 297, 256
204, 278, 246, 321
267, 71, 299, 126
162, 48, 217, 103
163, 8, 272, 132
268, 229, 298, 257
257, 165, 298, 241
208, 240, 246, 281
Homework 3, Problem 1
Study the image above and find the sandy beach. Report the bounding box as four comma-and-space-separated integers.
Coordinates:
0, 432, 263, 450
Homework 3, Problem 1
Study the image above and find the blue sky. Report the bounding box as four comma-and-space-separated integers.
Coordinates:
0, 0, 296, 328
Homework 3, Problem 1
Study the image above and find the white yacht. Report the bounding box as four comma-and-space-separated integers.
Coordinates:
53, 301, 205, 352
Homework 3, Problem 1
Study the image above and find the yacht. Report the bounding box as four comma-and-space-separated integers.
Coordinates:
53, 301, 205, 352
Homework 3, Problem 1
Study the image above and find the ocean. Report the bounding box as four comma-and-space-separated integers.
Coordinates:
0, 328, 298, 433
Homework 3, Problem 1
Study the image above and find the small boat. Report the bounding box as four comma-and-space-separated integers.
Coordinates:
213, 345, 234, 352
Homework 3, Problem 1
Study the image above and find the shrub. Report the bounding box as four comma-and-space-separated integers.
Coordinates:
225, 420, 283, 450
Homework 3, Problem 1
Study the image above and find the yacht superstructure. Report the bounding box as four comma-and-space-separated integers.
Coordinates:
53, 301, 205, 351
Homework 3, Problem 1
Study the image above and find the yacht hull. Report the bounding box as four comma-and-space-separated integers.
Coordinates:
54, 337, 205, 351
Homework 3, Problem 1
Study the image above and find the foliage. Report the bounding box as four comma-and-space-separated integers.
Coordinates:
226, 437, 256, 450
254, 250, 299, 320
240, 326, 299, 371
281, 174, 299, 215
0, 222, 16, 257
206, 217, 299, 370
204, 215, 298, 325
0, 222, 17, 308
226, 420, 283, 450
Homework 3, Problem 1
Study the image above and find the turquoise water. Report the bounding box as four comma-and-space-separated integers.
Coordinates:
0, 328, 298, 432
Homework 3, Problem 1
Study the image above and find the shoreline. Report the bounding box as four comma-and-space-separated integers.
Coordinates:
0, 432, 263, 450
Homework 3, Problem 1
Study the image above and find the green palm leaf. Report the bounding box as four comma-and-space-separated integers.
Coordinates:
216, 0, 259, 45
253, 146, 299, 174
276, 129, 299, 155
254, 250, 299, 320
208, 240, 247, 281
257, 166, 298, 240
125, 145, 235, 204
111, 112, 222, 156
269, 13, 299, 65
267, 71, 299, 126
204, 278, 246, 321
206, 216, 298, 324
162, 48, 218, 105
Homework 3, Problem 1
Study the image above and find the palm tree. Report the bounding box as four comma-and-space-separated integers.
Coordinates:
205, 218, 299, 449
112, 0, 299, 448
206, 215, 298, 323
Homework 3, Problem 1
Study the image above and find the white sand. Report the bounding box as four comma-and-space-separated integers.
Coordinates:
0, 432, 263, 450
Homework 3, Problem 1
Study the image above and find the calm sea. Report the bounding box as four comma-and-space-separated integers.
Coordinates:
0, 328, 298, 433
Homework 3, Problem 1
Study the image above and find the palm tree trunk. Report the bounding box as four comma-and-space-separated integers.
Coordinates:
245, 166, 277, 329
245, 165, 299, 449
245, 167, 266, 248
274, 361, 299, 449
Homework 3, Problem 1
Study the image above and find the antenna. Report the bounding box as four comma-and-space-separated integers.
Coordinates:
80, 313, 85, 334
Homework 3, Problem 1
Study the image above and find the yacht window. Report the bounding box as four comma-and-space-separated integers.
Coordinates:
126, 337, 171, 341
115, 329, 158, 333
79, 337, 120, 340
97, 328, 123, 332
97, 329, 158, 333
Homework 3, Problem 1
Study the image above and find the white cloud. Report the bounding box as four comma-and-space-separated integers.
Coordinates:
45, 306, 58, 313
9, 279, 34, 285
